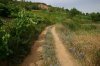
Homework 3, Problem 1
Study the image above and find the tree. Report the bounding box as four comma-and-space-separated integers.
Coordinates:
69, 8, 82, 18
90, 12, 100, 22
65, 9, 69, 12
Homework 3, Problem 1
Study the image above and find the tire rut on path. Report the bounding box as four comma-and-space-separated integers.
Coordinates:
51, 26, 81, 66
21, 27, 49, 66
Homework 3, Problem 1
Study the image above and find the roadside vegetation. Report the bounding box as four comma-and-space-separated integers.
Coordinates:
43, 27, 60, 66
56, 21, 100, 66
0, 1, 52, 66
56, 8, 100, 66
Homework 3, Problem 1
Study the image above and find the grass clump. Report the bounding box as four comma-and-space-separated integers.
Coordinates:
43, 28, 60, 66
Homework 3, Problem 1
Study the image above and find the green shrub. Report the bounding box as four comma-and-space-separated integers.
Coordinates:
8, 4, 21, 18
81, 25, 96, 31
0, 10, 52, 66
90, 12, 100, 22
0, 19, 3, 26
65, 21, 81, 31
0, 29, 12, 60
69, 8, 82, 18
0, 3, 11, 17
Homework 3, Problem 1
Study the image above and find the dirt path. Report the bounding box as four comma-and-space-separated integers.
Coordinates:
21, 26, 81, 66
51, 26, 81, 66
21, 27, 48, 66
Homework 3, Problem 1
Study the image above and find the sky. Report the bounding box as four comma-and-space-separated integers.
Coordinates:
25, 0, 100, 13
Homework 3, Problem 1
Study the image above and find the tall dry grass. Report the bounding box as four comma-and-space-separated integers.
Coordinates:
56, 24, 100, 66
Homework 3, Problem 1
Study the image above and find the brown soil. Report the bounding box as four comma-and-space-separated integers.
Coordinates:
21, 27, 48, 66
51, 26, 81, 66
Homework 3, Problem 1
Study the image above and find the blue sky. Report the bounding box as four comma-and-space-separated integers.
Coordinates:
25, 0, 100, 13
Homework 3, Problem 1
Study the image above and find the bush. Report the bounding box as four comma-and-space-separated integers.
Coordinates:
0, 30, 11, 60
64, 21, 81, 31
0, 3, 11, 17
81, 25, 96, 31
0, 10, 51, 66
7, 4, 21, 18
90, 12, 100, 22
69, 8, 82, 18
0, 19, 3, 26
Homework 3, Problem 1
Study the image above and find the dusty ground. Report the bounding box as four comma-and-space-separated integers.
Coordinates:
51, 26, 81, 66
21, 27, 48, 66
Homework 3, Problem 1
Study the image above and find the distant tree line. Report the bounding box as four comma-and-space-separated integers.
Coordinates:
65, 8, 100, 22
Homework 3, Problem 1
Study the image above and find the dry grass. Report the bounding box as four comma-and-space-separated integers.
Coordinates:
71, 33, 100, 66
56, 24, 100, 66
43, 28, 60, 66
